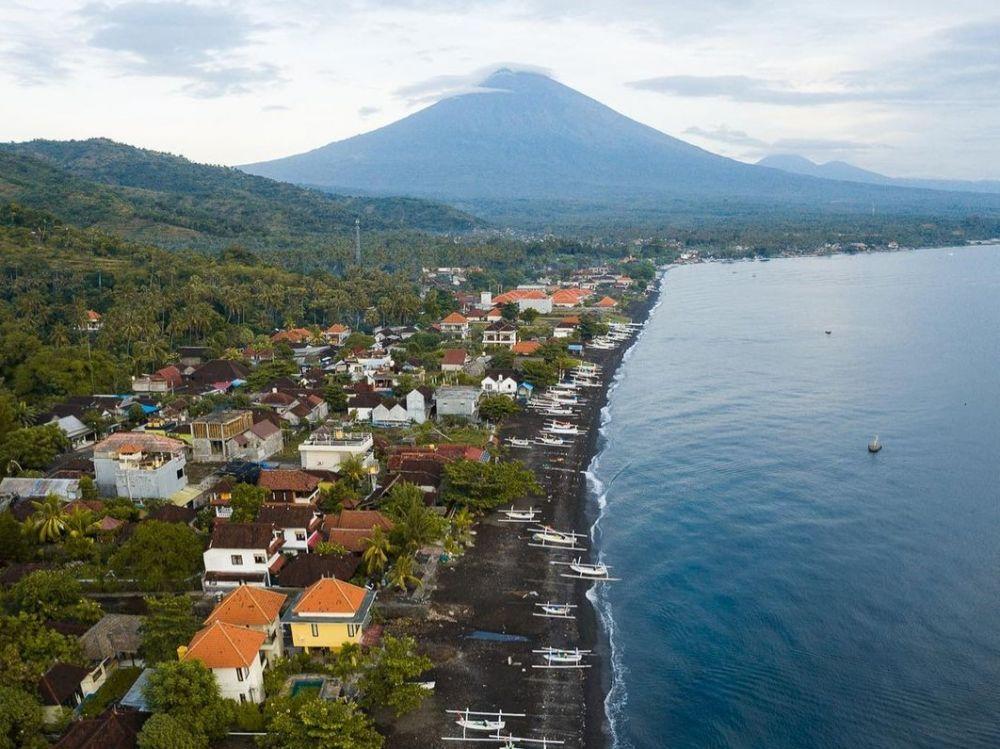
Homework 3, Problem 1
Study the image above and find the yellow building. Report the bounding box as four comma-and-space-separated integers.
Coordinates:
284, 577, 376, 652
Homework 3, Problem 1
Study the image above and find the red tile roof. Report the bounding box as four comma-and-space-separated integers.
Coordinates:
205, 585, 287, 627
441, 349, 468, 366
293, 577, 367, 616
441, 312, 468, 325
257, 469, 320, 493
512, 341, 542, 355
183, 621, 266, 669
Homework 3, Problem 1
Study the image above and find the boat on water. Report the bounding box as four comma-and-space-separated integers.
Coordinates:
868, 435, 882, 453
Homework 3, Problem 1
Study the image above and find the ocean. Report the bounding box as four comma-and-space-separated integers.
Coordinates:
590, 245, 1000, 749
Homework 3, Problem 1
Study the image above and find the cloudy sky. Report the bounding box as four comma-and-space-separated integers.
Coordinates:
2, 0, 998, 178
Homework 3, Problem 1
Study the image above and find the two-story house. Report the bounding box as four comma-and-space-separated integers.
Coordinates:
298, 428, 374, 472
439, 312, 470, 339
202, 523, 286, 590
180, 621, 267, 703
257, 505, 322, 555
92, 433, 188, 501
204, 585, 287, 666
283, 577, 377, 652
256, 469, 320, 504
482, 321, 518, 348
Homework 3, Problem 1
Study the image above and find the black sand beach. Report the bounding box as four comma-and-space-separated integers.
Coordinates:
384, 283, 662, 749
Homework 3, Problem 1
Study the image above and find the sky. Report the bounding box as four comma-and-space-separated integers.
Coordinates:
2, 1, 998, 179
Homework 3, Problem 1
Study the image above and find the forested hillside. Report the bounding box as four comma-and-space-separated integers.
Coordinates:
0, 139, 481, 251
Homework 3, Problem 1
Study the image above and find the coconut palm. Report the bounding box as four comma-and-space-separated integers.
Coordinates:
30, 495, 68, 542
450, 507, 474, 548
64, 508, 99, 540
361, 526, 393, 578
387, 554, 421, 592
338, 456, 369, 492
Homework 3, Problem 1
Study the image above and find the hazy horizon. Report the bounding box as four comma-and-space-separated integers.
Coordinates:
2, 1, 998, 180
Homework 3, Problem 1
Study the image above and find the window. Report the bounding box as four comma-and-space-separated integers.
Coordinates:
231, 555, 243, 565
347, 624, 357, 637
295, 531, 306, 541
239, 693, 247, 703
310, 623, 319, 637
177, 468, 184, 479
253, 554, 266, 564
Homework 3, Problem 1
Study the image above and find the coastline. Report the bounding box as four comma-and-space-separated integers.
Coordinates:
382, 273, 665, 748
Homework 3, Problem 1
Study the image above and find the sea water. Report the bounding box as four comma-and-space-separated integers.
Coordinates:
591, 246, 1000, 749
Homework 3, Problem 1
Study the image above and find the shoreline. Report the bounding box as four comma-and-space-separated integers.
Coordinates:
382, 274, 665, 749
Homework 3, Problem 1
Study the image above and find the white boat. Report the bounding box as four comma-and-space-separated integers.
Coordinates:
571, 559, 609, 577
501, 506, 538, 522
532, 527, 580, 545
507, 437, 531, 448
456, 717, 505, 732
536, 435, 569, 447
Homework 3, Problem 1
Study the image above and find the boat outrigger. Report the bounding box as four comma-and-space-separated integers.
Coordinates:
528, 526, 587, 551
551, 557, 619, 581
536, 436, 570, 447
500, 506, 539, 523
532, 647, 593, 669
533, 602, 577, 620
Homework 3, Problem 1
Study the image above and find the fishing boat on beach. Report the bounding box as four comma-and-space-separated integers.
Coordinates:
500, 506, 538, 522
534, 602, 577, 619
528, 526, 586, 551
532, 647, 593, 669
536, 435, 570, 447
552, 557, 620, 581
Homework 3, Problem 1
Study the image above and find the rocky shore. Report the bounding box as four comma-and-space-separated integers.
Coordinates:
384, 280, 663, 749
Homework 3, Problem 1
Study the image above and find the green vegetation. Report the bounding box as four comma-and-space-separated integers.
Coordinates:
0, 684, 46, 749
140, 595, 201, 663
109, 521, 204, 591
79, 666, 143, 718
229, 483, 269, 523
142, 660, 233, 745
443, 459, 542, 511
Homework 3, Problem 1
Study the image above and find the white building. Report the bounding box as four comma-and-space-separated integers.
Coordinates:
257, 505, 323, 555
372, 400, 410, 427
298, 429, 374, 472
405, 388, 429, 424
181, 621, 267, 703
202, 523, 286, 590
482, 321, 518, 348
204, 585, 288, 666
92, 433, 187, 501
481, 371, 518, 397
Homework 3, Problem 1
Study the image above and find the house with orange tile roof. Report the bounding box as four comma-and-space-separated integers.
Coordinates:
257, 468, 321, 504
551, 287, 590, 308
324, 323, 351, 345
595, 295, 618, 308
512, 340, 542, 356
180, 620, 268, 703
283, 577, 377, 652
439, 312, 470, 339
321, 510, 394, 554
205, 585, 288, 664
493, 289, 552, 314
271, 327, 313, 345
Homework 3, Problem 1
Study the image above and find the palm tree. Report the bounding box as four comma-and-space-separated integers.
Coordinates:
64, 508, 99, 540
30, 495, 68, 543
11, 400, 38, 427
362, 526, 393, 578
338, 456, 369, 492
387, 554, 421, 592
450, 507, 474, 548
